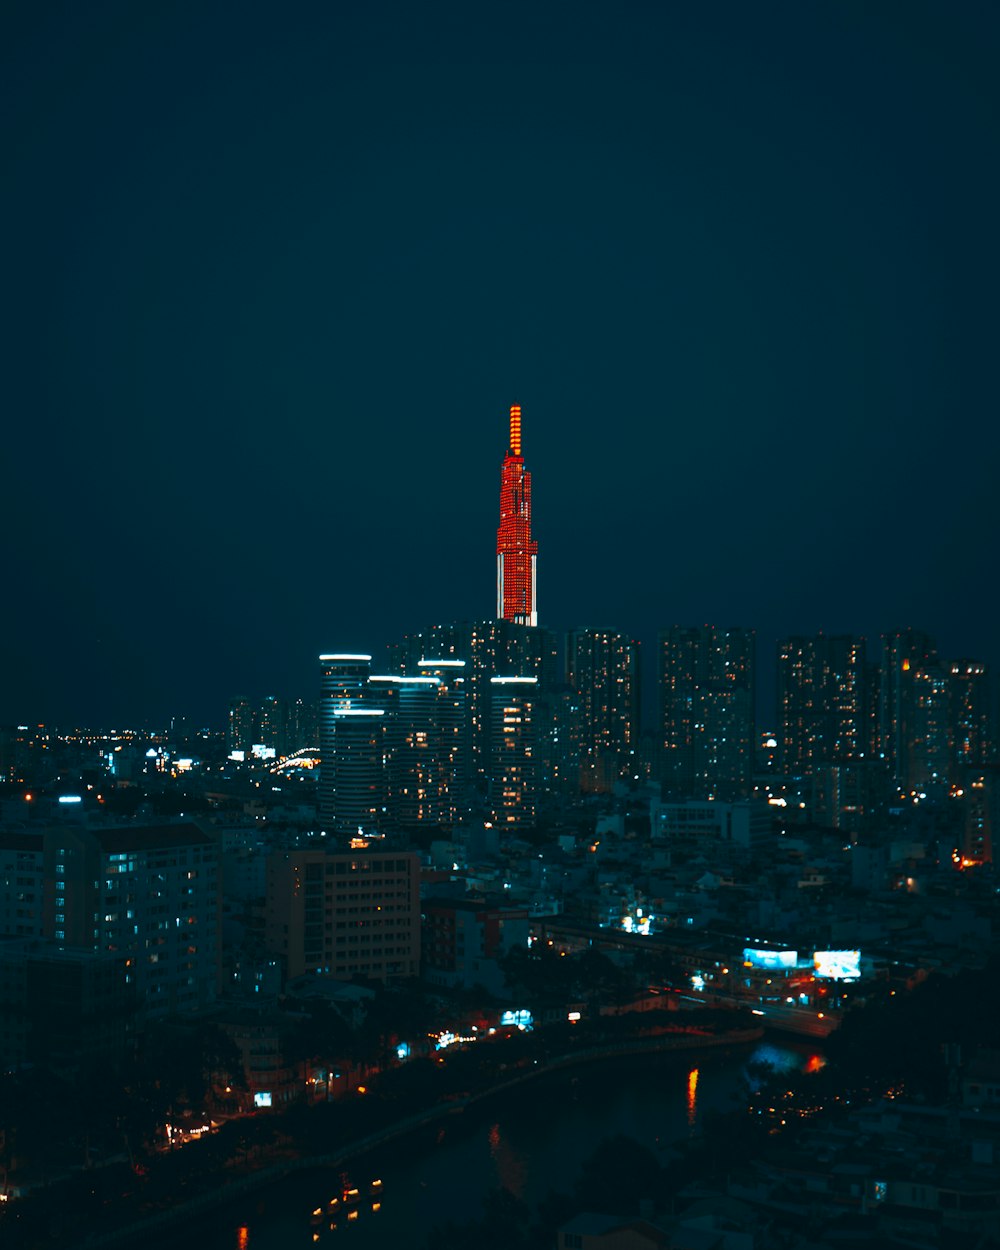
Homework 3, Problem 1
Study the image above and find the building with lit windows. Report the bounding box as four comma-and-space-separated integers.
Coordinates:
368, 674, 447, 829
265, 849, 420, 982
0, 831, 45, 938
878, 632, 990, 791
658, 626, 755, 800
323, 707, 386, 836
904, 658, 991, 791
777, 634, 868, 774
415, 660, 471, 824
489, 676, 539, 830
41, 822, 221, 1019
879, 629, 938, 785
496, 403, 538, 627
318, 654, 378, 834
227, 696, 254, 755
946, 660, 991, 774
567, 628, 639, 790
388, 619, 560, 777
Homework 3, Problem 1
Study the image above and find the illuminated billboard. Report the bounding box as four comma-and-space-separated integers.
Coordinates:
742, 948, 797, 971
813, 950, 860, 980
500, 1009, 533, 1031
253, 1091, 272, 1107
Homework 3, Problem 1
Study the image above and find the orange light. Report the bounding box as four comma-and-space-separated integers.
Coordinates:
237, 1228, 249, 1250
902, 658, 910, 671
687, 1067, 699, 1127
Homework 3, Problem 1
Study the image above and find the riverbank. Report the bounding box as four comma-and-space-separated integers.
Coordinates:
78, 1024, 764, 1250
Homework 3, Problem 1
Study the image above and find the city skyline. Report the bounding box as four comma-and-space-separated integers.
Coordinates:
4, 3, 999, 726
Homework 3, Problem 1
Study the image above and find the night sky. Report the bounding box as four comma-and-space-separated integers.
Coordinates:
4, 1, 999, 728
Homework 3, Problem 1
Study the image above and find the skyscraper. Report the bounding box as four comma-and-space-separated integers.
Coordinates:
777, 634, 868, 773
567, 627, 640, 789
318, 653, 377, 835
388, 618, 559, 778
489, 676, 539, 830
879, 628, 938, 786
659, 626, 755, 800
496, 403, 538, 627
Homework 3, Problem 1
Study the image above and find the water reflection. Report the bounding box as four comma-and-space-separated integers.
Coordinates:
209, 1041, 822, 1250
488, 1121, 527, 1197
686, 1068, 699, 1130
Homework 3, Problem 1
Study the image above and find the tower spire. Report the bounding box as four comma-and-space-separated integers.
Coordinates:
509, 403, 522, 457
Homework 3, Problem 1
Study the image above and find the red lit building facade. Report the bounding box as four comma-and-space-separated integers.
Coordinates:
496, 403, 538, 627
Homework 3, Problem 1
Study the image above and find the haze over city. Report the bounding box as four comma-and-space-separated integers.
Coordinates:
4, 1, 999, 727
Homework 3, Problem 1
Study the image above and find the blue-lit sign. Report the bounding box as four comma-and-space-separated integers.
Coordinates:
500, 1009, 534, 1031
743, 948, 797, 971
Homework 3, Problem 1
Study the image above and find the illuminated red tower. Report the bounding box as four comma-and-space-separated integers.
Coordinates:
496, 403, 538, 626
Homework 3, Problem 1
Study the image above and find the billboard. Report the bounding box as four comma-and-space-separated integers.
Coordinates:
743, 948, 797, 971
813, 950, 860, 980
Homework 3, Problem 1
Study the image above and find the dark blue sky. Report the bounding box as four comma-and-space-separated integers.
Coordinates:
3, 1, 998, 727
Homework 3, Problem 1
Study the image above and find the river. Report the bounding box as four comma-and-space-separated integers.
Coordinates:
165, 1038, 821, 1250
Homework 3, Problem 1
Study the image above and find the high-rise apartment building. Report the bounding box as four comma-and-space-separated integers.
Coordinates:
777, 635, 868, 773
659, 626, 755, 800
903, 657, 991, 790
877, 631, 991, 790
946, 660, 991, 774
496, 404, 538, 627
567, 628, 640, 789
227, 696, 254, 755
879, 629, 938, 785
